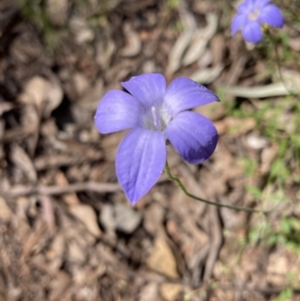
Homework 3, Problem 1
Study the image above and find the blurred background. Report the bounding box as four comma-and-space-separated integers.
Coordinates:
0, 0, 300, 300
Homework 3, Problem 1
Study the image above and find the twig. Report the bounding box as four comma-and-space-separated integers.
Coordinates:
1, 182, 121, 198
204, 205, 223, 280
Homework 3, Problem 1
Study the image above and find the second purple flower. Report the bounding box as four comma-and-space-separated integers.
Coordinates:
95, 73, 219, 205
231, 0, 284, 44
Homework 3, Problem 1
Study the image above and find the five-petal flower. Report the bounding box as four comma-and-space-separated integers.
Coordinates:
95, 73, 219, 205
231, 0, 284, 44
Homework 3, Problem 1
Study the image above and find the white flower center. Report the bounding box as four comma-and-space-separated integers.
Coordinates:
142, 105, 171, 132
248, 8, 260, 21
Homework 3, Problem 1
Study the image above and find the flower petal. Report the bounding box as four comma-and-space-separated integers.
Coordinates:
116, 128, 166, 205
259, 4, 284, 28
165, 111, 218, 164
163, 77, 219, 117
242, 21, 263, 43
237, 0, 253, 14
253, 0, 271, 9
121, 73, 166, 109
94, 90, 142, 134
231, 14, 248, 35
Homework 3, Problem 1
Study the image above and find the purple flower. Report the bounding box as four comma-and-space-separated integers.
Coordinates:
94, 73, 219, 205
231, 0, 284, 44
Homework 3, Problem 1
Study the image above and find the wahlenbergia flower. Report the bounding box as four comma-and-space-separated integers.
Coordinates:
95, 73, 219, 205
231, 0, 284, 44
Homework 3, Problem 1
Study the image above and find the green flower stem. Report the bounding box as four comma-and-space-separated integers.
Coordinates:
265, 29, 299, 97
164, 161, 267, 215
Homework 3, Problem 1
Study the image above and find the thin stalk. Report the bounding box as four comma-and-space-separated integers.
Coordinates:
265, 29, 299, 97
164, 161, 268, 215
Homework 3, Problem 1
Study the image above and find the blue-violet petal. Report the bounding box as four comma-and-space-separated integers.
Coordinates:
259, 4, 284, 28
253, 0, 271, 9
116, 128, 166, 205
94, 90, 142, 134
165, 111, 218, 164
231, 14, 248, 35
237, 0, 253, 14
164, 77, 219, 118
121, 73, 166, 110
242, 21, 263, 43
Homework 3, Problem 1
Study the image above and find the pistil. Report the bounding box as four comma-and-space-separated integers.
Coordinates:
248, 9, 260, 21
151, 106, 161, 131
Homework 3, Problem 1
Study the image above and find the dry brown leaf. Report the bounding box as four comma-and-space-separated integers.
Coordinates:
96, 38, 116, 69
47, 232, 65, 272
54, 171, 80, 205
22, 222, 48, 258
115, 204, 142, 234
212, 142, 243, 183
246, 134, 269, 150
77, 78, 104, 110
100, 204, 116, 231
260, 145, 279, 175
40, 195, 56, 232
159, 283, 182, 301
0, 102, 14, 116
67, 240, 86, 264
69, 204, 102, 237
34, 148, 102, 171
147, 236, 179, 279
215, 117, 256, 137
48, 271, 72, 300
0, 196, 12, 222
46, 0, 69, 26
143, 203, 165, 236
190, 64, 224, 84
167, 13, 217, 76
225, 55, 248, 86
120, 22, 141, 57
274, 69, 300, 93
0, 122, 3, 160
19, 75, 63, 117
100, 204, 142, 234
289, 38, 300, 51
72, 266, 104, 290
72, 72, 90, 98
166, 29, 194, 76
210, 34, 225, 66
21, 104, 40, 157
194, 101, 225, 121
227, 117, 256, 137
139, 283, 159, 301
10, 143, 37, 183
221, 82, 293, 98
182, 13, 218, 67
70, 16, 94, 44
266, 251, 289, 287
197, 49, 213, 68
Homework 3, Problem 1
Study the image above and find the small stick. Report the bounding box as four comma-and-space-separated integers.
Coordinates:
1, 182, 121, 198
